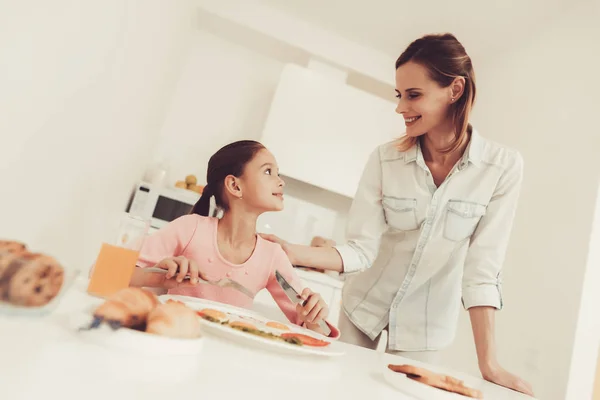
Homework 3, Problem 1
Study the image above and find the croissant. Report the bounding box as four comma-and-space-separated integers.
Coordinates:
146, 300, 201, 339
93, 287, 158, 329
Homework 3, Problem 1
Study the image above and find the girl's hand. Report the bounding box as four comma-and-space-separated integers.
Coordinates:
297, 288, 329, 330
154, 256, 207, 284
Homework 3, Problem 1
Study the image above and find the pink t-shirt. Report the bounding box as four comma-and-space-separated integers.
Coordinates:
136, 215, 339, 337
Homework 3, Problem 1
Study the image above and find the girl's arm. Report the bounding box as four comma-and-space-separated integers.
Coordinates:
265, 247, 340, 338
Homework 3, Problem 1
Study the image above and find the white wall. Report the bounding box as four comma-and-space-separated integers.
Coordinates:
152, 30, 284, 184
438, 3, 600, 399
0, 1, 195, 270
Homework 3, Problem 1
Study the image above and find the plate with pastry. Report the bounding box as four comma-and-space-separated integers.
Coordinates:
74, 288, 204, 356
0, 240, 78, 316
160, 295, 345, 357
384, 363, 484, 400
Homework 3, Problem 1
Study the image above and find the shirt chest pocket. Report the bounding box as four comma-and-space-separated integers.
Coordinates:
444, 200, 487, 242
382, 197, 420, 231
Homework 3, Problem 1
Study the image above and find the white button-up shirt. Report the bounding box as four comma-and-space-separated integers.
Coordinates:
335, 130, 523, 351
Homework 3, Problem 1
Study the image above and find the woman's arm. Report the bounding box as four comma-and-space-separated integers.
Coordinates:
462, 151, 533, 395
469, 306, 533, 396
258, 239, 343, 272
262, 147, 388, 274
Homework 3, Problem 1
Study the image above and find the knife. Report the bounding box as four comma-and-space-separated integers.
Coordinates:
274, 270, 332, 336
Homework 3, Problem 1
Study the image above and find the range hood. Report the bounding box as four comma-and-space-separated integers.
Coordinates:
260, 63, 400, 198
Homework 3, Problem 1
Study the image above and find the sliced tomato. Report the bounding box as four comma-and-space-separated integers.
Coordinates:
281, 333, 330, 347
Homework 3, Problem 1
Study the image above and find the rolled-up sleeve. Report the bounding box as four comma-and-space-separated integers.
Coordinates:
335, 147, 388, 275
462, 152, 524, 310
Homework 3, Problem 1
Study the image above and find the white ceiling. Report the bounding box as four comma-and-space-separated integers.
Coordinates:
257, 0, 578, 64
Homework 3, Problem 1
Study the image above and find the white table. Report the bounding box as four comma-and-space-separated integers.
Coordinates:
0, 278, 534, 400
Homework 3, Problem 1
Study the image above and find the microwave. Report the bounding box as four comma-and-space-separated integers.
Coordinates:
125, 181, 216, 233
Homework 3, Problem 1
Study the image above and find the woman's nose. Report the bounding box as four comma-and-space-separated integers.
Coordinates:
395, 99, 407, 115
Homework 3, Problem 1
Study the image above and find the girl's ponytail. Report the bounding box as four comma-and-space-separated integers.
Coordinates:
191, 184, 212, 216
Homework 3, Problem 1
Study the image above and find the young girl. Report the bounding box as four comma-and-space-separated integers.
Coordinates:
130, 140, 339, 337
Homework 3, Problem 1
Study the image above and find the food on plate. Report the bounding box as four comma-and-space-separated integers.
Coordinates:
387, 364, 483, 399
93, 287, 159, 329
0, 251, 24, 278
146, 301, 201, 339
197, 308, 227, 322
266, 321, 290, 331
0, 251, 65, 307
229, 321, 257, 330
227, 322, 302, 346
0, 240, 27, 255
190, 185, 204, 194
280, 333, 330, 347
198, 312, 303, 346
185, 174, 197, 186
0, 241, 29, 278
174, 175, 205, 193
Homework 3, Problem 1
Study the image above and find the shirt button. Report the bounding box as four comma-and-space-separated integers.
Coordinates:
208, 257, 213, 263
244, 270, 249, 275
226, 272, 232, 277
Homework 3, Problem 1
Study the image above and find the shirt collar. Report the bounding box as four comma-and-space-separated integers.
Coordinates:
463, 128, 484, 168
403, 128, 485, 168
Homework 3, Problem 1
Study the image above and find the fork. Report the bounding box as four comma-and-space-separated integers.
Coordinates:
144, 268, 254, 298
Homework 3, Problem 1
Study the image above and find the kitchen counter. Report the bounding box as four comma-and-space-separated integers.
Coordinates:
0, 278, 535, 400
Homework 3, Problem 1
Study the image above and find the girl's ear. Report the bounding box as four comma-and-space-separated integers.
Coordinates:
223, 175, 243, 200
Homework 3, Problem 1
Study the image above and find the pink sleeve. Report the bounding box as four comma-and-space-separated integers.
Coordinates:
265, 247, 341, 339
135, 215, 199, 268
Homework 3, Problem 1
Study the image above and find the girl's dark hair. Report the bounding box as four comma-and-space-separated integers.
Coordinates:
191, 140, 265, 216
395, 33, 476, 153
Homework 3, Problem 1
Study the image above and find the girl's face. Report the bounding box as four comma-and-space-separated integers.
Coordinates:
394, 61, 454, 138
234, 148, 285, 213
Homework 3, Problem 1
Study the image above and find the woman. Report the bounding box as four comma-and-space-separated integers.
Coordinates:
261, 33, 533, 396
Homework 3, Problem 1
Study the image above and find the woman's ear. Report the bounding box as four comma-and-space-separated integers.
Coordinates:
223, 175, 243, 200
449, 76, 466, 103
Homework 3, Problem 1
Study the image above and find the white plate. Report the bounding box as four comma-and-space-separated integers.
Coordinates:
71, 311, 204, 356
383, 365, 481, 400
160, 294, 345, 357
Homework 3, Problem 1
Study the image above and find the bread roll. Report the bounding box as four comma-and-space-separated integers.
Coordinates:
93, 287, 158, 328
146, 301, 201, 339
185, 175, 197, 186
0, 252, 64, 307
0, 240, 27, 255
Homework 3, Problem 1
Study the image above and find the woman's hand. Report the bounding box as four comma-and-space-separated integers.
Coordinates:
481, 362, 534, 397
297, 288, 329, 333
260, 233, 344, 273
259, 233, 297, 264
